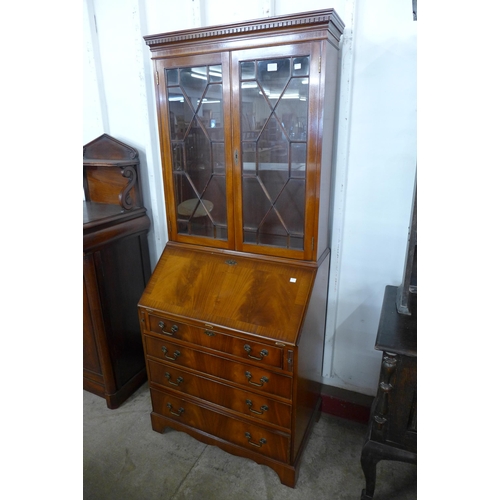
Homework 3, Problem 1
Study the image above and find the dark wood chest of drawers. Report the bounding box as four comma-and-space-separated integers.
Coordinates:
138, 243, 330, 487
360, 285, 417, 499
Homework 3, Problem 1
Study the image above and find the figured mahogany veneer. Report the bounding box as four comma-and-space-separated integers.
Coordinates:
140, 8, 344, 487
139, 242, 330, 486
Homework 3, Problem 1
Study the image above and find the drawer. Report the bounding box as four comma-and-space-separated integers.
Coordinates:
150, 388, 290, 463
147, 313, 284, 369
144, 335, 292, 400
147, 359, 291, 429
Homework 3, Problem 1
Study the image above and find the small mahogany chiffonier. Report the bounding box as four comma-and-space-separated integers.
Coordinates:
83, 134, 152, 409
138, 9, 344, 487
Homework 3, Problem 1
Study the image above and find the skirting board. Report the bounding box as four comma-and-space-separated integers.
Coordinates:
320, 385, 374, 424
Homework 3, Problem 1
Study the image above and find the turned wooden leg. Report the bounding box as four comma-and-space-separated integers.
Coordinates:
360, 440, 379, 499
360, 437, 417, 499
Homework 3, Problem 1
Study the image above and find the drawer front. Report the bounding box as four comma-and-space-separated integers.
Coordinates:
147, 313, 283, 369
147, 359, 291, 429
144, 335, 292, 400
150, 388, 290, 463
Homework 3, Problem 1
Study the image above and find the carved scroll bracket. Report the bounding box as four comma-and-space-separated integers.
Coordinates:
119, 166, 137, 210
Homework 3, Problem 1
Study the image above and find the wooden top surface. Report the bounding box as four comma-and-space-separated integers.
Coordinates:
83, 201, 125, 224
83, 202, 147, 230
138, 243, 317, 344
375, 285, 417, 357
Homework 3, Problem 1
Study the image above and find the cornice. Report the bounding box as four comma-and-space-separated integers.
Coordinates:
144, 9, 344, 48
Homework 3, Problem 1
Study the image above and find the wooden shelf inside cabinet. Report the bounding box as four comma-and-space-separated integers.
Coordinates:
141, 8, 344, 487
83, 134, 152, 409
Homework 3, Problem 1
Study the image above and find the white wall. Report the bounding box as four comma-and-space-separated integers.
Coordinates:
83, 0, 416, 396
325, 0, 417, 393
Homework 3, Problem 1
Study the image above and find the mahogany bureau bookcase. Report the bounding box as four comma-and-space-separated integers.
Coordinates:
83, 134, 151, 409
138, 9, 344, 487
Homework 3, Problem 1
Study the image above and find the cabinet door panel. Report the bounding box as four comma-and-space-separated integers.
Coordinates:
156, 53, 234, 248
232, 43, 319, 260
83, 272, 102, 377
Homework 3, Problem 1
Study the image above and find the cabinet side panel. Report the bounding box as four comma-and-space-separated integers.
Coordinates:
316, 41, 340, 257
293, 253, 330, 459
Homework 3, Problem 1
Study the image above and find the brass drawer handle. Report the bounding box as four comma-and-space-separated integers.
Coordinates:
161, 346, 181, 361
158, 321, 178, 336
244, 432, 266, 448
244, 344, 268, 361
245, 371, 269, 387
164, 372, 184, 386
166, 403, 184, 417
204, 330, 216, 337
246, 399, 269, 415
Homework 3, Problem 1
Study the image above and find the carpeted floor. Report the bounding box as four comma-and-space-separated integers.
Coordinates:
83, 383, 416, 499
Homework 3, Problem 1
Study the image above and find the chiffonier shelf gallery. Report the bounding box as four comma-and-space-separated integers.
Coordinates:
138, 9, 344, 487
83, 134, 151, 409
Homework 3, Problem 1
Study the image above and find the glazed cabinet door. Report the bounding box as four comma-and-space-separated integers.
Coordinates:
231, 43, 321, 261
155, 53, 235, 249
155, 42, 322, 260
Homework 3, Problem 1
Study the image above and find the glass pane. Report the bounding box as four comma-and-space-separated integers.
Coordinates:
291, 143, 307, 178
257, 59, 290, 102
167, 69, 179, 86
200, 83, 223, 139
241, 85, 267, 137
185, 121, 211, 193
275, 78, 308, 140
168, 88, 192, 140
202, 175, 227, 228
172, 143, 184, 171
240, 56, 309, 250
241, 61, 255, 79
274, 179, 305, 236
212, 142, 225, 175
292, 57, 309, 77
242, 176, 272, 230
242, 142, 257, 174
209, 65, 222, 83
166, 64, 227, 241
